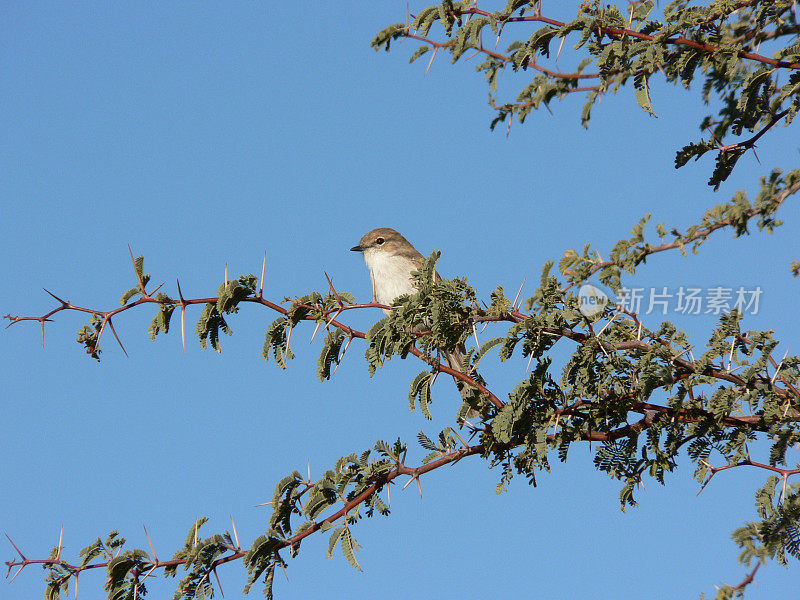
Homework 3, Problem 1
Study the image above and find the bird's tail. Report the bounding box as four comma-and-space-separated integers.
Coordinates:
441, 345, 483, 419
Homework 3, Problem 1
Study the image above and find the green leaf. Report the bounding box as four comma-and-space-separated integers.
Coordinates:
326, 526, 345, 558
371, 23, 405, 52
243, 535, 279, 596
340, 528, 362, 571
148, 302, 175, 340
675, 140, 713, 169
631, 0, 654, 21
417, 430, 438, 451
473, 336, 505, 370
408, 371, 434, 417
634, 72, 656, 117
119, 286, 140, 306
409, 45, 430, 63
317, 328, 346, 381
709, 149, 745, 190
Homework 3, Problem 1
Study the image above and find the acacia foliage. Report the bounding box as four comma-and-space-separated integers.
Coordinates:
5, 169, 799, 600
372, 0, 800, 189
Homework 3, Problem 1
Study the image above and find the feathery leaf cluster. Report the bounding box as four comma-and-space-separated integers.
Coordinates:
372, 0, 800, 187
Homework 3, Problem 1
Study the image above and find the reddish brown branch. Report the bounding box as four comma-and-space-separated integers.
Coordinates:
561, 176, 800, 293
3, 443, 487, 587
7, 277, 797, 418
408, 344, 504, 409
1, 411, 687, 586
736, 333, 800, 398
488, 81, 606, 114
1, 388, 786, 597
456, 6, 800, 70
402, 31, 601, 80
730, 561, 761, 592
719, 108, 792, 153
698, 458, 800, 496
5, 289, 499, 411
475, 308, 797, 408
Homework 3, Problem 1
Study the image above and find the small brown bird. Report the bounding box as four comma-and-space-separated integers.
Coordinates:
350, 227, 478, 417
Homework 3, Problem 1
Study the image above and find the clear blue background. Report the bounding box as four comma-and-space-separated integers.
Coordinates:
2, 3, 798, 599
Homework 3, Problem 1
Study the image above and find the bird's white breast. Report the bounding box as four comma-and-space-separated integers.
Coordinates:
363, 249, 418, 310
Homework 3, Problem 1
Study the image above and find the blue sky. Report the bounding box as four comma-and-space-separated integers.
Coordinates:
2, 3, 798, 599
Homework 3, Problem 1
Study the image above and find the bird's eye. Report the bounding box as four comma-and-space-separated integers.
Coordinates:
375, 237, 385, 245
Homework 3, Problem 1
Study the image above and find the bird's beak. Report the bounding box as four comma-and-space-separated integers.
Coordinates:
350, 245, 363, 252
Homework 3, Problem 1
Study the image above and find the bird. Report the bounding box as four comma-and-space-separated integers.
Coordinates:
350, 227, 480, 417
